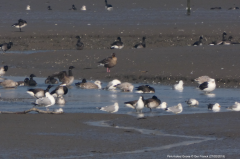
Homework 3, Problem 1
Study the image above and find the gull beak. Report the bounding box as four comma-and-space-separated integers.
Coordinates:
219, 105, 221, 107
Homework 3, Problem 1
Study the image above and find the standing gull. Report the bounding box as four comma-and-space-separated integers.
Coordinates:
26, 5, 30, 10
97, 102, 119, 113
135, 96, 145, 113
199, 78, 216, 93
173, 80, 184, 91
111, 37, 124, 49
98, 53, 117, 72
12, 19, 27, 32
165, 103, 183, 114
32, 90, 56, 110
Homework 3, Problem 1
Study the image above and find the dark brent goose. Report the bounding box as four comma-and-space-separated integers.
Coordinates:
116, 82, 134, 92
32, 89, 55, 110
69, 5, 77, 10
51, 66, 75, 86
0, 79, 18, 88
208, 103, 221, 112
76, 36, 84, 50
45, 76, 58, 84
76, 80, 102, 89
98, 53, 117, 72
48, 6, 52, 10
210, 7, 221, 10
145, 95, 161, 111
12, 19, 27, 32
165, 103, 183, 114
134, 37, 146, 48
111, 37, 124, 49
97, 102, 119, 113
17, 78, 29, 86
173, 80, 184, 91
29, 74, 37, 86
75, 78, 87, 86
51, 84, 68, 97
185, 99, 199, 107
192, 36, 203, 46
27, 85, 53, 99
199, 78, 216, 93
124, 97, 147, 109
0, 65, 8, 76
0, 42, 13, 53
135, 85, 155, 93
105, 79, 121, 90
105, 0, 113, 11
135, 96, 145, 113
228, 7, 239, 10
209, 32, 227, 45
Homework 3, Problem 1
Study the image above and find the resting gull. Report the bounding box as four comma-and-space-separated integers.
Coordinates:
173, 80, 184, 91
185, 99, 199, 107
208, 103, 221, 112
165, 103, 183, 114
116, 82, 134, 92
105, 79, 121, 90
97, 102, 119, 113
227, 102, 240, 111
199, 78, 216, 93
156, 102, 167, 109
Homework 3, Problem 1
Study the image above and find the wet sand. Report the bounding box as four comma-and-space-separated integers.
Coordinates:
0, 112, 239, 158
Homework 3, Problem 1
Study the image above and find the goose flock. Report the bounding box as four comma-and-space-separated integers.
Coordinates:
1, 62, 238, 115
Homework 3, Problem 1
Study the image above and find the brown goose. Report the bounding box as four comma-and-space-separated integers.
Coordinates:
51, 66, 75, 86
98, 53, 117, 72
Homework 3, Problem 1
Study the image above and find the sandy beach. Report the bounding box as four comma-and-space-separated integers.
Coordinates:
1, 0, 240, 158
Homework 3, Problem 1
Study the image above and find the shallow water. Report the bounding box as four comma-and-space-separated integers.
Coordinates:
0, 76, 239, 117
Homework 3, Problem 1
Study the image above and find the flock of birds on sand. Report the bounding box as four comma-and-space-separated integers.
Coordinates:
0, 59, 240, 114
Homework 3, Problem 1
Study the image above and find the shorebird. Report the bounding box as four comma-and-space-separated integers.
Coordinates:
97, 102, 119, 113
165, 103, 183, 114
145, 95, 161, 111
0, 42, 13, 53
98, 53, 117, 72
76, 36, 84, 50
199, 78, 216, 93
208, 103, 221, 112
134, 37, 146, 48
173, 80, 184, 91
111, 37, 124, 49
185, 99, 199, 107
105, 0, 113, 11
51, 66, 75, 86
135, 85, 155, 93
0, 65, 8, 76
27, 85, 53, 99
29, 74, 37, 86
12, 19, 27, 32
76, 80, 102, 89
192, 36, 203, 46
